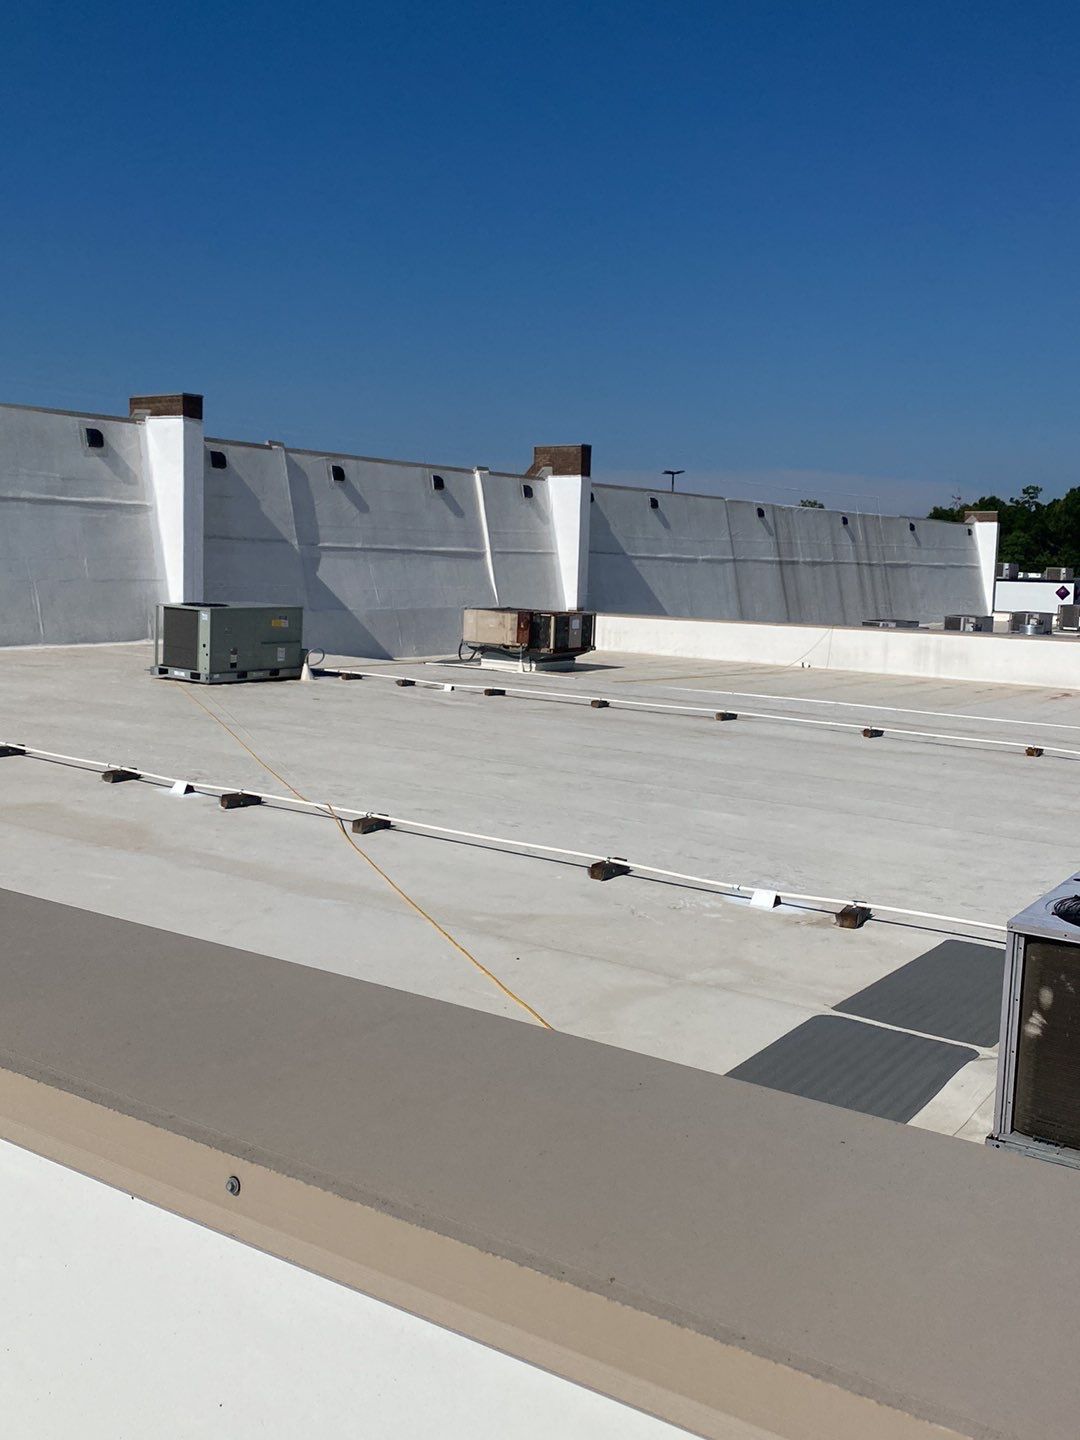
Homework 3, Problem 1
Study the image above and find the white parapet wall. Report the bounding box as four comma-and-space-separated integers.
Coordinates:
588, 486, 992, 626
595, 611, 1080, 688
0, 391, 999, 655
200, 442, 563, 657
0, 402, 164, 646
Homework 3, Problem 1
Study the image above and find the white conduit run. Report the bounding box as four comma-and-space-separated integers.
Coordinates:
3, 741, 1007, 939
651, 685, 1080, 734
328, 668, 1080, 759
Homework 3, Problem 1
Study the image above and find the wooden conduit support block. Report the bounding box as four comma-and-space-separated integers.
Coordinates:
351, 816, 392, 835
220, 792, 263, 810
101, 768, 140, 783
835, 904, 873, 930
588, 859, 631, 882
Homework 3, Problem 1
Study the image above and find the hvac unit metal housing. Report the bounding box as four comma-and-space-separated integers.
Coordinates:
990, 873, 1080, 1168
1058, 604, 1080, 631
1008, 611, 1053, 636
154, 604, 305, 683
1044, 567, 1075, 582
860, 618, 921, 629
997, 562, 1019, 581
944, 614, 994, 633
462, 608, 595, 661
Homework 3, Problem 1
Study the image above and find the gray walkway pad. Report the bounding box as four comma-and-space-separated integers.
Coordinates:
835, 940, 1005, 1047
726, 1014, 978, 1122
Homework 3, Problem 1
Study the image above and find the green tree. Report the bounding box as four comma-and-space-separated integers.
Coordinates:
928, 486, 1080, 572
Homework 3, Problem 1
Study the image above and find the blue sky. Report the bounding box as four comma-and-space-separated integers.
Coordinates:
2, 1, 1079, 512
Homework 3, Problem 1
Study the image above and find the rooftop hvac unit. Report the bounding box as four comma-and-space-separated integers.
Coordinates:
1058, 604, 1080, 632
1045, 567, 1075, 582
990, 874, 1080, 1168
461, 608, 595, 666
944, 614, 994, 633
154, 604, 305, 683
1008, 611, 1053, 635
860, 618, 921, 629
997, 562, 1019, 580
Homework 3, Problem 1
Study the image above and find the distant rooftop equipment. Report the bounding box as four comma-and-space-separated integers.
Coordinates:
1008, 611, 1053, 636
1045, 567, 1074, 582
860, 619, 921, 629
154, 604, 305, 684
990, 872, 1080, 1168
1058, 604, 1080, 632
944, 614, 994, 633
997, 562, 1019, 581
461, 608, 595, 671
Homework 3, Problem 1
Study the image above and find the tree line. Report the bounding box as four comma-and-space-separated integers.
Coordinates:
926, 486, 1080, 572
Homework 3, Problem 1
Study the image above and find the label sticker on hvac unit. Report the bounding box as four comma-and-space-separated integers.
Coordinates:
270, 615, 290, 629
276, 647, 286, 663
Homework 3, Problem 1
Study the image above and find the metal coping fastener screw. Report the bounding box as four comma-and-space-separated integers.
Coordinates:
225, 1175, 241, 1196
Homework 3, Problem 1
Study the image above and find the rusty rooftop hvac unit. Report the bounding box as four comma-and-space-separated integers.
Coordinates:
462, 608, 595, 662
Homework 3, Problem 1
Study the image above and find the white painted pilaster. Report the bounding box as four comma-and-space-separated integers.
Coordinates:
134, 395, 205, 603
548, 473, 591, 610
965, 510, 1000, 615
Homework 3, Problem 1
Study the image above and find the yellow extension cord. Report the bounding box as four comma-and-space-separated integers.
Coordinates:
177, 684, 553, 1030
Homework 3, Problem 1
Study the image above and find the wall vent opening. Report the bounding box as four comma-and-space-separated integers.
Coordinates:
85, 427, 104, 449
209, 451, 227, 470
331, 464, 345, 483
649, 496, 659, 510
432, 474, 445, 492
522, 483, 534, 499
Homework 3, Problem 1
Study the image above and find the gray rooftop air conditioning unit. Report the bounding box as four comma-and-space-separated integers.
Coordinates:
154, 604, 305, 683
990, 873, 1080, 1168
944, 614, 994, 633
997, 562, 1019, 580
1045, 567, 1074, 582
461, 608, 595, 668
1008, 611, 1053, 635
860, 618, 921, 629
1058, 604, 1080, 632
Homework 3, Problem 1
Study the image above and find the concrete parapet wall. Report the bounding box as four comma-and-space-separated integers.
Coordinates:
0, 396, 991, 655
201, 444, 561, 657
0, 405, 164, 645
588, 486, 988, 625
595, 611, 1080, 687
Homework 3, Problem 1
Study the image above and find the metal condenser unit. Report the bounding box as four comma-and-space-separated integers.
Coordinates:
990, 873, 1080, 1168
1008, 611, 1053, 635
154, 604, 305, 683
944, 614, 994, 633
